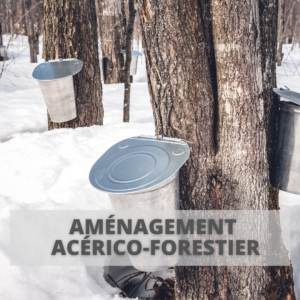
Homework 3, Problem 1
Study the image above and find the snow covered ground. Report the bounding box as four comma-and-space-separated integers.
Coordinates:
0, 35, 300, 299
0, 35, 154, 300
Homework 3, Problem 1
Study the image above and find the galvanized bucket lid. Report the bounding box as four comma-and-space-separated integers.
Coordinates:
121, 50, 143, 57
32, 58, 83, 81
273, 88, 300, 106
89, 135, 190, 194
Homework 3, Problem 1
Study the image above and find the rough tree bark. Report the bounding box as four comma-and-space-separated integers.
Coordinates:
43, 0, 103, 130
98, 0, 125, 84
34, 0, 40, 55
123, 0, 136, 122
291, 1, 300, 47
0, 0, 2, 46
7, 0, 14, 35
24, 0, 37, 63
283, 0, 296, 44
277, 0, 286, 66
137, 0, 295, 299
294, 2, 300, 45
0, 0, 4, 47
0, 23, 2, 46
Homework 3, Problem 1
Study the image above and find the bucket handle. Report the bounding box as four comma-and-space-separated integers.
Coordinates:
156, 134, 193, 144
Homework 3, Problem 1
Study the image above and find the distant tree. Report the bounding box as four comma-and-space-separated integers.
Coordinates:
0, 0, 3, 46
137, 0, 296, 299
277, 0, 286, 66
97, 0, 125, 84
33, 0, 41, 56
277, 0, 300, 65
0, 23, 2, 46
294, 3, 300, 45
96, 0, 142, 85
23, 0, 37, 62
123, 0, 136, 122
43, 0, 103, 130
7, 0, 14, 35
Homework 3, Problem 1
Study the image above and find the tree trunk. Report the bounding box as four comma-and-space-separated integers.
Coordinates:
283, 0, 296, 44
98, 0, 125, 84
123, 0, 136, 123
0, 0, 4, 45
137, 0, 295, 299
42, 30, 45, 59
0, 23, 2, 46
277, 0, 285, 66
294, 3, 300, 45
34, 0, 40, 55
24, 0, 37, 63
0, 0, 3, 45
7, 0, 14, 35
43, 0, 103, 130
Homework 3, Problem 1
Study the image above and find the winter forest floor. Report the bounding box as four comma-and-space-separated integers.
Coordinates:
0, 35, 300, 299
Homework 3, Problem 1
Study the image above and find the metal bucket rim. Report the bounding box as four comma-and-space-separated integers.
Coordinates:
32, 58, 83, 81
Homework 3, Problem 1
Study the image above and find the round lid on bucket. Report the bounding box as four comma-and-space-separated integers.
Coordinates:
273, 88, 300, 106
32, 58, 83, 81
89, 135, 190, 194
121, 50, 143, 57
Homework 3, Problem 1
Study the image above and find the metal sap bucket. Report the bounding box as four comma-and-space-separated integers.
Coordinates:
273, 88, 300, 195
32, 58, 83, 123
89, 135, 190, 272
0, 45, 8, 61
121, 50, 143, 76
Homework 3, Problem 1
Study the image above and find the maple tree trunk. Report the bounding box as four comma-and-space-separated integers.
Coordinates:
0, 23, 2, 46
34, 0, 40, 55
137, 0, 295, 299
98, 0, 125, 84
24, 0, 37, 63
0, 0, 4, 46
43, 0, 103, 130
277, 0, 285, 66
283, 0, 296, 44
7, 0, 14, 34
295, 4, 300, 45
123, 0, 136, 123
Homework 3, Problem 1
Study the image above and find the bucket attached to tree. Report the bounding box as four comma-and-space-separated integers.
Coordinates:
273, 88, 300, 195
121, 50, 143, 76
89, 135, 190, 271
32, 58, 83, 123
0, 45, 8, 61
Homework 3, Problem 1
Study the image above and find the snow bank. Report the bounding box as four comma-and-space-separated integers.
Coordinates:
0, 35, 154, 299
0, 124, 154, 300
